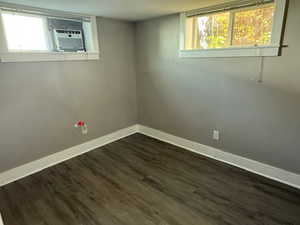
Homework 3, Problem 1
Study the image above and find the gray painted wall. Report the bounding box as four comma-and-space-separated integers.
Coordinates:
0, 17, 137, 172
1, 0, 300, 176
136, 0, 300, 174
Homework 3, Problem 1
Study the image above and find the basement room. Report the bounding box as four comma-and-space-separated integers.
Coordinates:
0, 0, 299, 224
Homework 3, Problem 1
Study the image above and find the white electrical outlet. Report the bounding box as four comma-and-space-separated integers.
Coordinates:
74, 121, 88, 135
82, 125, 88, 135
213, 130, 220, 140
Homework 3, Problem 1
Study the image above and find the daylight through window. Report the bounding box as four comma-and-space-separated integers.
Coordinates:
2, 12, 48, 51
184, 3, 275, 50
0, 8, 99, 62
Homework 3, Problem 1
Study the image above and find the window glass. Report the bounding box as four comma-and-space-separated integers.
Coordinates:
2, 12, 48, 51
232, 5, 275, 46
184, 3, 275, 50
185, 12, 230, 50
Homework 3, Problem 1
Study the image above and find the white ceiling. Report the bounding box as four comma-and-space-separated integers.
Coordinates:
0, 0, 232, 21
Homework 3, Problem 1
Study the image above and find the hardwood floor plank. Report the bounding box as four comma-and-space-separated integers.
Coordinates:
0, 134, 299, 225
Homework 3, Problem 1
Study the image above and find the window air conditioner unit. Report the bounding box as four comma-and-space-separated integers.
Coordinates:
53, 29, 85, 52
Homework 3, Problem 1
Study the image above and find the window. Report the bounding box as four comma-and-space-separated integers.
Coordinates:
185, 12, 230, 50
180, 0, 287, 57
2, 12, 48, 51
0, 6, 99, 62
232, 5, 274, 46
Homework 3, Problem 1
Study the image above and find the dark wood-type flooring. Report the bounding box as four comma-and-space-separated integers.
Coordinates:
0, 134, 300, 225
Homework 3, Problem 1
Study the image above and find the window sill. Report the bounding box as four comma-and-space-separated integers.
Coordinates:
179, 46, 280, 58
0, 52, 100, 63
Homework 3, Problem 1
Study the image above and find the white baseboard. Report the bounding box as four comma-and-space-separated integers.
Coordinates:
138, 125, 300, 190
1, 124, 299, 190
0, 213, 3, 225
0, 125, 139, 187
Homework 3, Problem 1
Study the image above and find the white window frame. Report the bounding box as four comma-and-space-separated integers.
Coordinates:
0, 6, 99, 63
179, 0, 287, 58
